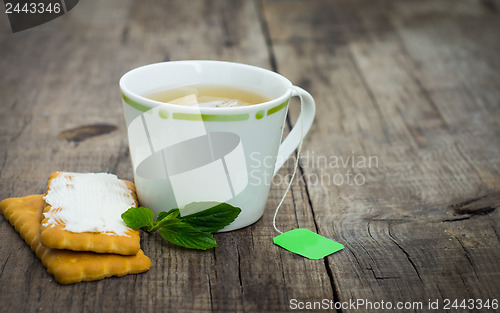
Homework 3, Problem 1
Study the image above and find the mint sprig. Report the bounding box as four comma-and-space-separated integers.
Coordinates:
121, 202, 241, 250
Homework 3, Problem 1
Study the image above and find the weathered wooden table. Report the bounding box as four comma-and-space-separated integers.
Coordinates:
1, 0, 499, 312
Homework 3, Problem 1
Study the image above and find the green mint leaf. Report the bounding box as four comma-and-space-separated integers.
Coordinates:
159, 221, 218, 250
157, 208, 180, 221
178, 201, 221, 216
121, 207, 155, 230
152, 213, 181, 231
123, 202, 241, 250
179, 202, 241, 232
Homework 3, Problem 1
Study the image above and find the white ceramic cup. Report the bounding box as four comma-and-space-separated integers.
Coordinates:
120, 60, 315, 231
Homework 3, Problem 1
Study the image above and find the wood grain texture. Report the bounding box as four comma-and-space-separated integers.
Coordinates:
0, 0, 499, 312
263, 0, 500, 312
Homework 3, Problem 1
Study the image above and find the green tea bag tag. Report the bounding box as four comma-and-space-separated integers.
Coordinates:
273, 228, 344, 259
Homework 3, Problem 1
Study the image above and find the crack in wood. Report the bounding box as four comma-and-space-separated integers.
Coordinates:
459, 274, 473, 298
451, 235, 480, 280
349, 230, 378, 273
373, 275, 399, 280
387, 224, 424, 284
347, 245, 364, 270
277, 251, 289, 302
219, 2, 234, 48
442, 193, 498, 222
207, 274, 214, 313
491, 223, 500, 242
0, 252, 11, 278
441, 215, 474, 223
435, 283, 445, 300
450, 194, 498, 215
254, 0, 277, 72
236, 246, 243, 289
366, 223, 399, 280
324, 257, 343, 313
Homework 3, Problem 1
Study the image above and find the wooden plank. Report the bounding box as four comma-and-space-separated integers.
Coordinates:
263, 0, 500, 311
0, 0, 333, 312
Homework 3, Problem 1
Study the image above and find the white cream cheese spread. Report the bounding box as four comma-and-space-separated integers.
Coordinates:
42, 172, 136, 236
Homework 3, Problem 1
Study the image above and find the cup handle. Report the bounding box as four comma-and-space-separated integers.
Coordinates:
274, 86, 316, 176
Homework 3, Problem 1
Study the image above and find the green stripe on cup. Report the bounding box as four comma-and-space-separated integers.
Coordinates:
122, 93, 150, 112
159, 109, 169, 119
172, 112, 249, 122
267, 100, 289, 116
255, 110, 265, 120
122, 92, 287, 121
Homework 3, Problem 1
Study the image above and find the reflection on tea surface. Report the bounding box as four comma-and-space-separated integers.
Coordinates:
145, 84, 270, 108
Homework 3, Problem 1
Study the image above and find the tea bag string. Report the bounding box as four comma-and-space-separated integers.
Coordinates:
272, 86, 304, 234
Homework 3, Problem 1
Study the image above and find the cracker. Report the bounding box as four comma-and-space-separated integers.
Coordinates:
0, 195, 151, 284
40, 172, 140, 255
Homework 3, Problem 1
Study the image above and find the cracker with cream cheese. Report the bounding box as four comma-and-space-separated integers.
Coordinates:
40, 172, 141, 256
0, 194, 151, 284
